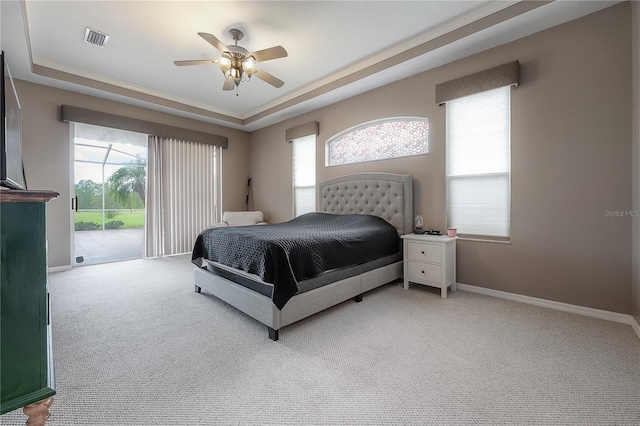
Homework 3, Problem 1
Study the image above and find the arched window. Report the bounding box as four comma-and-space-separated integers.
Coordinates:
325, 117, 428, 166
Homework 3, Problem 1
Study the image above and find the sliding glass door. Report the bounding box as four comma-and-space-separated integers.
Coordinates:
73, 123, 147, 266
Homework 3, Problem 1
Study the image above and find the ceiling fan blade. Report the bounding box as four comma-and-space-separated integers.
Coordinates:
222, 78, 235, 91
254, 68, 284, 88
249, 46, 287, 62
198, 32, 228, 52
173, 59, 216, 66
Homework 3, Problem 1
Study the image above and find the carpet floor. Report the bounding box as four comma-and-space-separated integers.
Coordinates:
1, 255, 639, 425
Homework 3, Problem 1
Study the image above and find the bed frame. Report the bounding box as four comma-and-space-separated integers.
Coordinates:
194, 172, 413, 340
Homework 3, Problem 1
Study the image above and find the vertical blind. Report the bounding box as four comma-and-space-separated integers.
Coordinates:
292, 134, 316, 217
446, 86, 511, 237
146, 136, 222, 257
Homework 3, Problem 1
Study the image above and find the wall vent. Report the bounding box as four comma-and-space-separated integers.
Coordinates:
84, 28, 109, 47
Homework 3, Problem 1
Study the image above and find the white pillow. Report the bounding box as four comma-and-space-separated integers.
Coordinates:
222, 211, 265, 226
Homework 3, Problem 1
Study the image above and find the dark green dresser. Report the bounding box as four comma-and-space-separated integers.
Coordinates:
1, 190, 58, 424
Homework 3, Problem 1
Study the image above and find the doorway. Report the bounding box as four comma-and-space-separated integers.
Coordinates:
72, 123, 147, 266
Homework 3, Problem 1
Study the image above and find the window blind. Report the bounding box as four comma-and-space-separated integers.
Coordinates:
446, 86, 511, 238
292, 134, 316, 217
146, 136, 222, 257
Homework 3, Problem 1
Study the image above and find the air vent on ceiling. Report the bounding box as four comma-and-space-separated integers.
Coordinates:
84, 27, 109, 47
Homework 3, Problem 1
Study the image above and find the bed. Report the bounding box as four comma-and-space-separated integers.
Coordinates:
192, 172, 413, 340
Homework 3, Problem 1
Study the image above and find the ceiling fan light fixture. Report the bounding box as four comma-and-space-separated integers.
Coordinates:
218, 55, 231, 71
242, 58, 256, 75
230, 67, 241, 79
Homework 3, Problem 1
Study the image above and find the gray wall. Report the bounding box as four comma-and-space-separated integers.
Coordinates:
16, 81, 250, 268
632, 1, 640, 327
249, 3, 633, 314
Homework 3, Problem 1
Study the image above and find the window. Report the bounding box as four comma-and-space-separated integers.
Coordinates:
446, 86, 511, 238
326, 117, 428, 166
292, 134, 316, 216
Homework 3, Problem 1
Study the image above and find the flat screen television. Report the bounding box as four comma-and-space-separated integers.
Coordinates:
1, 51, 25, 190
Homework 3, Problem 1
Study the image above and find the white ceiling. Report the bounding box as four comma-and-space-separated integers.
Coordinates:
0, 1, 620, 131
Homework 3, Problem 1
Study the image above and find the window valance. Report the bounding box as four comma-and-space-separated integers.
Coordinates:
61, 105, 229, 148
286, 121, 319, 142
436, 60, 520, 105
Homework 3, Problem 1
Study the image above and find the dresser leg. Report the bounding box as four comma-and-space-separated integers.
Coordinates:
23, 397, 54, 426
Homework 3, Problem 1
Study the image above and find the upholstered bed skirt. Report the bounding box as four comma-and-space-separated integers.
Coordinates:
194, 260, 402, 332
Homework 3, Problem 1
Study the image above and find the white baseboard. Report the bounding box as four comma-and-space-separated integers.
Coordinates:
48, 265, 72, 273
632, 317, 640, 340
457, 282, 639, 339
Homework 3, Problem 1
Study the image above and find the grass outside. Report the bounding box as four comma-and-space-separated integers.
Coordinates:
75, 210, 144, 229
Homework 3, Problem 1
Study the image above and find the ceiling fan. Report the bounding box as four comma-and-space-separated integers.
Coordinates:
174, 29, 287, 93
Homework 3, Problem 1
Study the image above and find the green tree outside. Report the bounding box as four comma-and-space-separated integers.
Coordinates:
74, 165, 146, 231
75, 179, 122, 210
107, 166, 146, 209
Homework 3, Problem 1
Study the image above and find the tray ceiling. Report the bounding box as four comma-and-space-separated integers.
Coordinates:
0, 1, 620, 131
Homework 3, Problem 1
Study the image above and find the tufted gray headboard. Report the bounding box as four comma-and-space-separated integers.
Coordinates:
318, 173, 413, 236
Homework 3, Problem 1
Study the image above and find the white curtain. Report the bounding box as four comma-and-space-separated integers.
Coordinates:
145, 136, 221, 257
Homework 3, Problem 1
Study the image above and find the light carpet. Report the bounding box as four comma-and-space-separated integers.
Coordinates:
1, 255, 639, 425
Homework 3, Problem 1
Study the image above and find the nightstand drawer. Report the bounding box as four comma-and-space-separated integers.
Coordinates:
407, 242, 442, 264
406, 261, 442, 284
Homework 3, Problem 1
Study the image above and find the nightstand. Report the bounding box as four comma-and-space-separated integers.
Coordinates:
401, 234, 457, 298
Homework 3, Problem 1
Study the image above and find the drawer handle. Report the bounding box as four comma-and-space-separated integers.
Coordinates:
421, 270, 425, 274
421, 251, 425, 255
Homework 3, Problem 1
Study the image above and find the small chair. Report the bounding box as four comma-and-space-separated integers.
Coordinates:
213, 211, 267, 227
